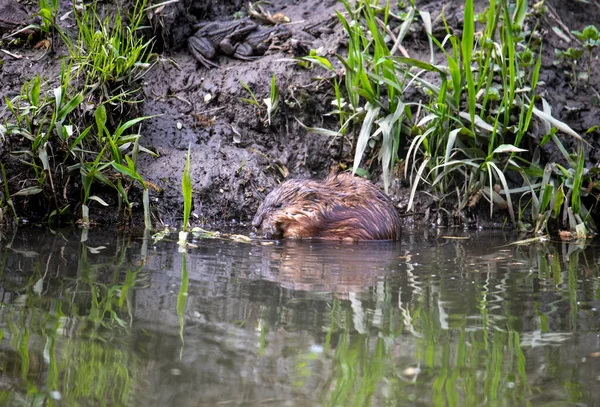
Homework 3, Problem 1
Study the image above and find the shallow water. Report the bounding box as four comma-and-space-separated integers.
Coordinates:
0, 227, 599, 406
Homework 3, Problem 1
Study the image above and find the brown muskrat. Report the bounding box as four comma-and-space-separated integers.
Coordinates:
252, 173, 402, 240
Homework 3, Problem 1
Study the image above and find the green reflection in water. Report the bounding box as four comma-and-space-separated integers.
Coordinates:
178, 251, 189, 356
308, 240, 599, 406
0, 231, 142, 406
319, 301, 535, 406
0, 232, 598, 406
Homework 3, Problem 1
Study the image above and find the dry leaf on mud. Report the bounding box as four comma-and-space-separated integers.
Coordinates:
34, 39, 50, 49
559, 230, 574, 241
247, 2, 290, 25
231, 125, 242, 143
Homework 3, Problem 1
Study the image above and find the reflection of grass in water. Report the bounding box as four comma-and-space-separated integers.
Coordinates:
318, 289, 535, 405
56, 338, 138, 406
0, 234, 144, 405
177, 252, 189, 358
318, 240, 599, 406
323, 294, 405, 406
2, 296, 139, 406
291, 240, 599, 405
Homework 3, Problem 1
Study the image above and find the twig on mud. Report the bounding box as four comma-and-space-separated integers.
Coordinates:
144, 0, 180, 14
376, 17, 410, 58
545, 5, 581, 44
63, 174, 70, 201
173, 79, 205, 94
173, 95, 192, 107
199, 106, 226, 114
0, 49, 23, 59
150, 89, 187, 103
285, 86, 303, 109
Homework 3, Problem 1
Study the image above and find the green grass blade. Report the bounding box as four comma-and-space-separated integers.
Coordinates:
110, 162, 144, 187
407, 158, 430, 211
352, 103, 381, 174
182, 144, 192, 232
390, 7, 415, 55
462, 0, 475, 126
571, 143, 584, 215
489, 161, 516, 225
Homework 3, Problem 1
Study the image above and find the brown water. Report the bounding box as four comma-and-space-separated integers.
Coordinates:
0, 227, 599, 406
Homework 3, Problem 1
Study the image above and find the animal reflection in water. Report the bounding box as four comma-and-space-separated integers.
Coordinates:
252, 173, 402, 241
246, 240, 403, 294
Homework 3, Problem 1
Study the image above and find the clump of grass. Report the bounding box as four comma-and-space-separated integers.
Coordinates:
240, 74, 281, 126
0, 0, 157, 227
37, 0, 59, 37
299, 0, 596, 235
2, 63, 155, 226
67, 0, 154, 107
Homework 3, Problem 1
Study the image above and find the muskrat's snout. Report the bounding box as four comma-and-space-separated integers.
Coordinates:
251, 214, 262, 229
252, 206, 282, 239
251, 206, 265, 229
252, 214, 279, 239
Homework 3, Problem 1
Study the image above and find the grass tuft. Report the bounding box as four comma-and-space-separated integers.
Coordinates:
298, 0, 597, 234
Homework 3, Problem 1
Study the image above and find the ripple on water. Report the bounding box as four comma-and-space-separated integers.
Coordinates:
0, 227, 599, 405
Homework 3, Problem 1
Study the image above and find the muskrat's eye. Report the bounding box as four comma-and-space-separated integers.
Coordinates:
273, 202, 283, 209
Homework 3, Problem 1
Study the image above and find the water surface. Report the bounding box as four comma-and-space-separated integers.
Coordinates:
0, 227, 599, 406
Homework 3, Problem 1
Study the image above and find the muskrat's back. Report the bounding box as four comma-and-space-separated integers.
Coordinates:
252, 173, 402, 240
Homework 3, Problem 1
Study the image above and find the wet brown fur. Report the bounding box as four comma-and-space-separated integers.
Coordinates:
252, 173, 402, 240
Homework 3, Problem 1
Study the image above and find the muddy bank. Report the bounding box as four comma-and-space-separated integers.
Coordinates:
138, 0, 346, 226
1, 0, 599, 229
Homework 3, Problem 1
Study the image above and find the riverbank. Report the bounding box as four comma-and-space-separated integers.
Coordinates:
1, 0, 599, 233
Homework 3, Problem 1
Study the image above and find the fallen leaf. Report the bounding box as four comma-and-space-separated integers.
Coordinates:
34, 39, 51, 49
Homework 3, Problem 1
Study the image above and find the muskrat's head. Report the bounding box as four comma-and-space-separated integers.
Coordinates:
252, 179, 319, 239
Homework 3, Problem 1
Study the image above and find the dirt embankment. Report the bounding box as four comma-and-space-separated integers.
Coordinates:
138, 0, 345, 226
1, 0, 599, 228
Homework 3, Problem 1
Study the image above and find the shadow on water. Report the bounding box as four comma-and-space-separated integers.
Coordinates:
0, 227, 599, 405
